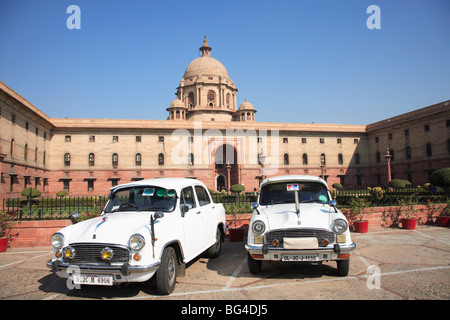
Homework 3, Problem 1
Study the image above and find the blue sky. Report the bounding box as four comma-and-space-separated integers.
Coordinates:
0, 0, 449, 125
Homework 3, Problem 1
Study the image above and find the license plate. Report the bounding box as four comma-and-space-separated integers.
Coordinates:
282, 254, 319, 262
73, 274, 113, 286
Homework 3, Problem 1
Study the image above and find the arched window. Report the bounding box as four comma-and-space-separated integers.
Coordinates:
64, 153, 71, 166
320, 153, 326, 165
188, 92, 195, 108
135, 153, 142, 166
24, 144, 28, 160
158, 153, 164, 166
176, 110, 180, 119
207, 90, 216, 107
35, 148, 38, 162
226, 93, 231, 108
284, 153, 289, 165
338, 153, 343, 165
112, 153, 119, 167
302, 153, 308, 165
89, 153, 95, 166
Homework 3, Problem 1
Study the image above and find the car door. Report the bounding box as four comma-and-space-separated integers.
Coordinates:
180, 186, 204, 261
194, 185, 216, 245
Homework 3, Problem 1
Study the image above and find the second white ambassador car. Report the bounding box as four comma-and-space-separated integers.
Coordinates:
246, 175, 355, 276
47, 178, 227, 294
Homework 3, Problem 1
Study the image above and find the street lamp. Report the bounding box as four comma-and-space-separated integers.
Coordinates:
384, 147, 392, 184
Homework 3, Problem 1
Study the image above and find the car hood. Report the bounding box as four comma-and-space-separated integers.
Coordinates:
63, 212, 152, 245
257, 203, 333, 230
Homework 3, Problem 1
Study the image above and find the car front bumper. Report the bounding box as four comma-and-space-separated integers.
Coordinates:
245, 242, 356, 261
46, 259, 160, 283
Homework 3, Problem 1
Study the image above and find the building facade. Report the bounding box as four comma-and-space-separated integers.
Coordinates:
1, 37, 449, 200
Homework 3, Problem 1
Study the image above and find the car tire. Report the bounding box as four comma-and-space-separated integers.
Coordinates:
207, 228, 222, 258
156, 247, 177, 295
336, 258, 350, 276
247, 252, 262, 274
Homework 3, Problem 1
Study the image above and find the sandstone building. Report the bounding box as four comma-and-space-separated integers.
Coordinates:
1, 37, 449, 200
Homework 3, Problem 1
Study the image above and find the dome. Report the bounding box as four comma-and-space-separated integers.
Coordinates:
168, 98, 185, 109
183, 55, 229, 79
238, 99, 255, 111
182, 36, 230, 79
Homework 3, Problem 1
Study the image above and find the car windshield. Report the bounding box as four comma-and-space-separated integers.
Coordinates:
104, 186, 177, 213
259, 181, 330, 206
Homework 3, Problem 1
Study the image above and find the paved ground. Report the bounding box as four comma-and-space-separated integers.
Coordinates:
0, 225, 449, 302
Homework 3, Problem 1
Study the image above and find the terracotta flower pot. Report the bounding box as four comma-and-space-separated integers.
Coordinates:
401, 218, 416, 230
0, 238, 8, 253
353, 220, 369, 233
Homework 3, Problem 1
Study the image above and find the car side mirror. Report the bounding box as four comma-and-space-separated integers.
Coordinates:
251, 202, 259, 209
330, 200, 337, 207
154, 212, 164, 219
181, 205, 189, 217
69, 212, 79, 224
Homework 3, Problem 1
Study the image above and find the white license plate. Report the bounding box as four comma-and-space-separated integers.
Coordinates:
73, 274, 113, 286
282, 254, 319, 262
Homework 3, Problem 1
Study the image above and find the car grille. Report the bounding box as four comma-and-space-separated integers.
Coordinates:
264, 228, 335, 247
70, 243, 130, 264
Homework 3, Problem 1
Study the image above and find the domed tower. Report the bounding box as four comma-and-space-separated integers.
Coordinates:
236, 98, 257, 122
166, 98, 187, 120
175, 36, 239, 122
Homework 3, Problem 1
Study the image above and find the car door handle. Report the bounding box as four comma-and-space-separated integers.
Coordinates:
196, 211, 201, 214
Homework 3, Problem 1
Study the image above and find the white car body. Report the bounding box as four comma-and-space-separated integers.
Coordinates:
47, 178, 227, 294
245, 175, 355, 276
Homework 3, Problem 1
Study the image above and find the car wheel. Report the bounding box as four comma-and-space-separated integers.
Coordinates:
156, 247, 177, 295
247, 252, 262, 275
336, 258, 350, 276
207, 228, 222, 258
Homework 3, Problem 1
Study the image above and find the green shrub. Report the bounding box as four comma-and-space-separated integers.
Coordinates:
21, 188, 41, 198
230, 184, 245, 193
332, 183, 343, 189
56, 190, 69, 198
388, 179, 411, 189
430, 168, 450, 189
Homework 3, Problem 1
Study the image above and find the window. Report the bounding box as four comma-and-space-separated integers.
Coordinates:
388, 133, 393, 140
188, 153, 194, 166
64, 153, 71, 166
320, 153, 326, 165
24, 144, 28, 160
404, 129, 409, 136
159, 136, 164, 142
135, 153, 142, 166
89, 153, 95, 166
257, 137, 263, 143
158, 153, 164, 166
34, 148, 37, 162
355, 153, 360, 165
320, 138, 324, 144
375, 137, 379, 143
338, 153, 343, 165
207, 90, 216, 107
112, 136, 119, 142
136, 136, 141, 142
302, 138, 307, 144
35, 128, 38, 136
25, 122, 29, 130
112, 153, 119, 167
10, 139, 14, 157
302, 153, 308, 165
424, 124, 430, 132
406, 146, 411, 159
337, 138, 342, 144
283, 153, 289, 165
283, 138, 288, 143
65, 135, 71, 142
89, 136, 95, 142
43, 151, 46, 165
195, 186, 211, 206
376, 151, 380, 163
12, 114, 16, 124
390, 149, 395, 162
87, 180, 94, 192
181, 187, 196, 209
63, 180, 70, 192
426, 143, 432, 157
188, 92, 195, 108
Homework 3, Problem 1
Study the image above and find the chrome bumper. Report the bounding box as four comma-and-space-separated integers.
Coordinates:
46, 259, 159, 276
245, 242, 356, 259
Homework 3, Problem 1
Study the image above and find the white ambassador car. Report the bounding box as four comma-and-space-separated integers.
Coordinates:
47, 178, 226, 294
246, 175, 355, 276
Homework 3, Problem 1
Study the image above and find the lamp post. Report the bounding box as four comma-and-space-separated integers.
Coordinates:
226, 161, 231, 194
384, 148, 392, 184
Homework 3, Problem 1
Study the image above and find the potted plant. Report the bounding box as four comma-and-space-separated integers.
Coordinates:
0, 211, 17, 252
227, 206, 245, 242
349, 197, 372, 233
436, 201, 450, 227
399, 197, 417, 230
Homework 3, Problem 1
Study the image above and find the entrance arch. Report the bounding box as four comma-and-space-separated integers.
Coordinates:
214, 144, 239, 191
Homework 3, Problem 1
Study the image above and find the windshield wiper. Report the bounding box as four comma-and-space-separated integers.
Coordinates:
300, 199, 323, 204
270, 199, 294, 205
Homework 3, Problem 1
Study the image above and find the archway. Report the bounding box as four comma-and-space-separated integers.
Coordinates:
214, 144, 238, 191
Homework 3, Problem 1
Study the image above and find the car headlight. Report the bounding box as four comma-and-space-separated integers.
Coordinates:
50, 233, 64, 249
332, 219, 348, 234
252, 221, 266, 235
129, 234, 145, 251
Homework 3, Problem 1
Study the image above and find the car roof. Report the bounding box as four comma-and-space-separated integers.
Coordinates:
110, 178, 207, 193
260, 175, 328, 188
